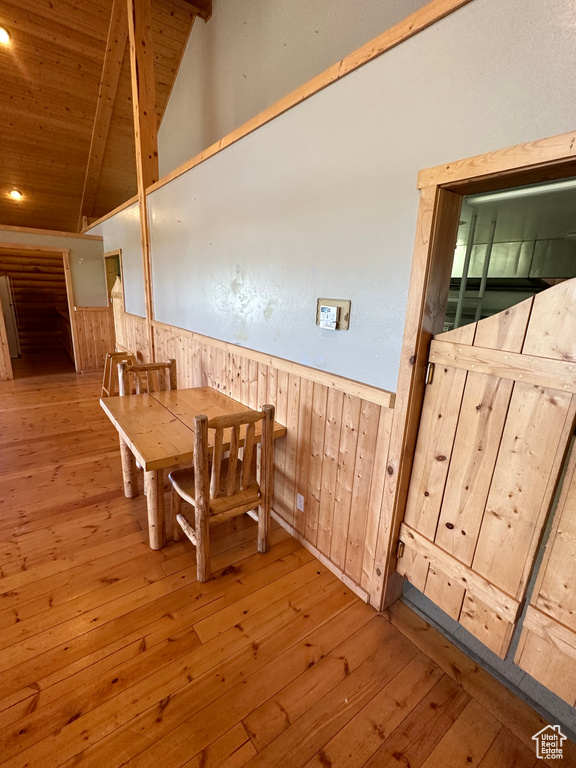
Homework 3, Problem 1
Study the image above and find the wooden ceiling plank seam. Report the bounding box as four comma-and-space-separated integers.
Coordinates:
3, 0, 111, 43
0, 42, 106, 73
2, 4, 109, 57
151, 6, 195, 38
78, 0, 129, 228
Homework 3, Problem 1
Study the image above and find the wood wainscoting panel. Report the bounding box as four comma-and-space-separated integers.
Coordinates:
148, 318, 395, 604
74, 308, 115, 372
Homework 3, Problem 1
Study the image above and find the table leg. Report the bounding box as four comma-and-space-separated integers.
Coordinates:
119, 437, 138, 498
146, 469, 165, 550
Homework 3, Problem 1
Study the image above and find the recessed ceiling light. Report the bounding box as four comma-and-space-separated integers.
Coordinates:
0, 27, 11, 45
8, 189, 23, 200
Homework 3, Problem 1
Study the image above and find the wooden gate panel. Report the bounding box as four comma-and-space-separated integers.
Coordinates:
435, 374, 515, 562
434, 302, 532, 563
516, 448, 576, 704
472, 384, 575, 599
403, 324, 475, 540
398, 280, 576, 658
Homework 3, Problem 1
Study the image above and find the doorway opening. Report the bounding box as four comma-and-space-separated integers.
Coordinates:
0, 245, 77, 379
397, 169, 576, 737
104, 250, 123, 305
445, 177, 576, 331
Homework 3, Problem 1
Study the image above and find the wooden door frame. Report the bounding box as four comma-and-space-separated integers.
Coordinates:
0, 243, 82, 375
103, 248, 125, 308
372, 129, 576, 611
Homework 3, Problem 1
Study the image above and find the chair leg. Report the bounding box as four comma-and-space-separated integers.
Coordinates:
101, 354, 112, 397
258, 502, 270, 553
169, 489, 182, 541
195, 502, 210, 582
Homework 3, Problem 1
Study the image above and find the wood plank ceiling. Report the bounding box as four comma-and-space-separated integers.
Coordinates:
0, 0, 210, 233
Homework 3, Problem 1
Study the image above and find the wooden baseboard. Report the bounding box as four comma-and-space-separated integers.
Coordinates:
271, 509, 371, 604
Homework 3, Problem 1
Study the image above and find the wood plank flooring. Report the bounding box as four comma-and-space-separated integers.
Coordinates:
0, 366, 569, 766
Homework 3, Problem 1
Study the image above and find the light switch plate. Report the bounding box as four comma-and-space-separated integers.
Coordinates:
316, 298, 351, 330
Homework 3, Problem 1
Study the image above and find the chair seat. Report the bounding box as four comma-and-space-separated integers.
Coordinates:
169, 458, 261, 516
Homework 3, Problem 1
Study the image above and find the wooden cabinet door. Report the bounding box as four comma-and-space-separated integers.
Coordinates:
397, 280, 576, 658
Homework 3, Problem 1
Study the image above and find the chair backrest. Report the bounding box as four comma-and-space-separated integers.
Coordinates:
118, 359, 177, 396
194, 404, 275, 511
101, 351, 137, 397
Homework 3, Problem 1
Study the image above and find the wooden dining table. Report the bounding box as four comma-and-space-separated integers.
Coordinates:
100, 386, 286, 550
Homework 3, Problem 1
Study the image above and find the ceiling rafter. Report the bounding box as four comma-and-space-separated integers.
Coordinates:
181, 0, 211, 22
78, 0, 128, 230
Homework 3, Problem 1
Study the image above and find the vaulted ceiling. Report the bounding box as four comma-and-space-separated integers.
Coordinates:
0, 0, 210, 233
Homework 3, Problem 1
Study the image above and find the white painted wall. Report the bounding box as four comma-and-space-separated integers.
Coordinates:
0, 229, 107, 307
146, 0, 576, 391
90, 203, 145, 317
158, 0, 429, 176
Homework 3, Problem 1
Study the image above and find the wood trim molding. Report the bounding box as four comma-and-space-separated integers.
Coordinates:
75, 306, 111, 312
418, 130, 576, 189
0, 224, 103, 242
0, 242, 64, 254
0, 287, 13, 381
146, 0, 473, 196
62, 249, 82, 374
104, 248, 124, 309
150, 320, 395, 408
83, 195, 139, 234
372, 186, 461, 609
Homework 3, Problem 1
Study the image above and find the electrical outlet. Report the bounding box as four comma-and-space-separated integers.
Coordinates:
296, 493, 305, 512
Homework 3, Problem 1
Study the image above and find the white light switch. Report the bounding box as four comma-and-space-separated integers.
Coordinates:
296, 493, 305, 512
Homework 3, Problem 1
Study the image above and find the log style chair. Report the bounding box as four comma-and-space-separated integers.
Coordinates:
118, 358, 178, 493
168, 404, 275, 582
118, 359, 177, 396
101, 351, 137, 397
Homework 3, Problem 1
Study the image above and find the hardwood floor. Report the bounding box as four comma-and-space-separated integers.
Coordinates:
0, 366, 570, 767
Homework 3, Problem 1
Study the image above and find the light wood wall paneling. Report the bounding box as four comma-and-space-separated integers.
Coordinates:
74, 307, 115, 373
113, 307, 396, 603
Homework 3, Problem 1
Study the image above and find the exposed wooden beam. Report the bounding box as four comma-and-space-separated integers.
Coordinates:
77, 0, 128, 231
127, 0, 159, 359
180, 0, 211, 21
